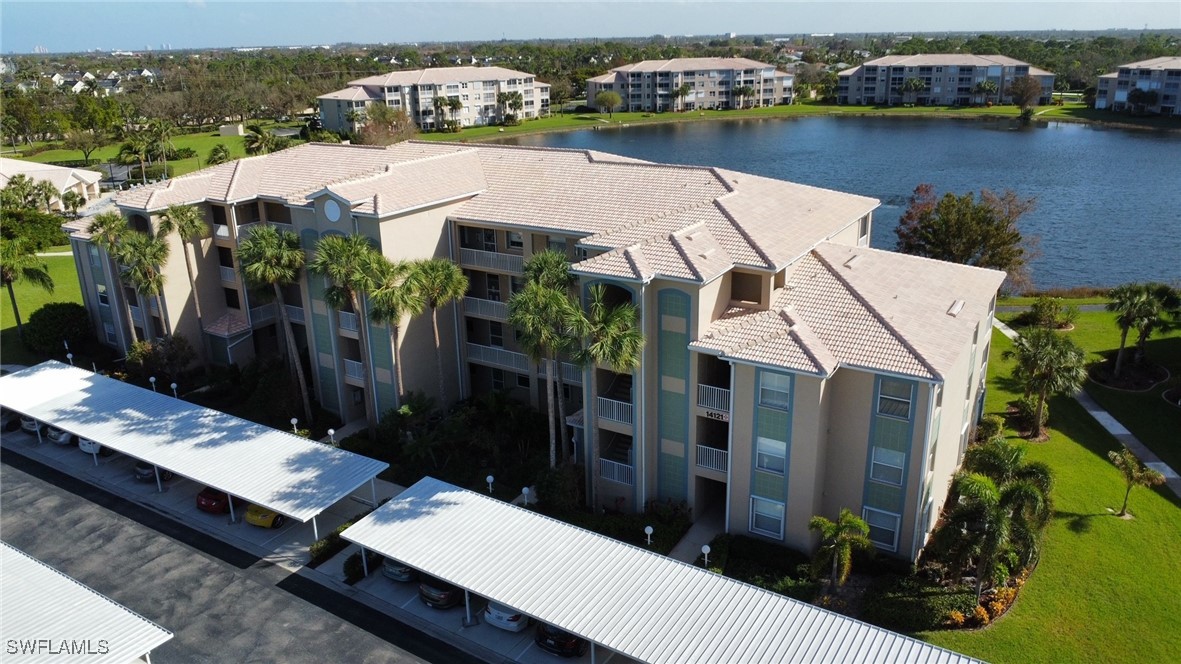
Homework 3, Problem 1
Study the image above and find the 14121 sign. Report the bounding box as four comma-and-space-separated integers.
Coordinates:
704, 410, 729, 422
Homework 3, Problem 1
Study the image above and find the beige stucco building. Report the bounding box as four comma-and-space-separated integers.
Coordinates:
586, 58, 794, 112
318, 66, 550, 134
1, 158, 102, 210
67, 141, 1003, 562
838, 54, 1055, 106
1095, 56, 1181, 115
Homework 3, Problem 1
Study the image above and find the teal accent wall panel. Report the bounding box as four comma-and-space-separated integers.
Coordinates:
658, 453, 687, 502
752, 470, 787, 501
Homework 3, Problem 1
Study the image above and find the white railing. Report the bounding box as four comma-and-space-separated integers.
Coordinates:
459, 248, 523, 273
561, 362, 583, 385
219, 266, 237, 283
284, 304, 305, 324
343, 359, 364, 380
466, 342, 532, 373
696, 445, 729, 473
597, 397, 634, 425
463, 296, 508, 320
600, 459, 635, 486
250, 305, 275, 324
214, 224, 231, 239
697, 384, 731, 412
338, 311, 359, 332
128, 305, 143, 322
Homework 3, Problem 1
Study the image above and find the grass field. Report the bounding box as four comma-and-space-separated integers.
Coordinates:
920, 329, 1181, 663
1, 254, 83, 366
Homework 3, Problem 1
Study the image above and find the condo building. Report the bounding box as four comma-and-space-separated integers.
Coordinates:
838, 54, 1055, 106
66, 141, 1002, 562
1095, 56, 1181, 115
585, 58, 793, 112
317, 66, 550, 133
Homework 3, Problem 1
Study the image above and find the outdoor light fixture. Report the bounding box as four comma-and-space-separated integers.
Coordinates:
702, 544, 711, 567
170, 382, 178, 398
327, 429, 336, 445
522, 487, 530, 506
486, 475, 494, 494
66, 353, 74, 366
644, 525, 653, 546
149, 376, 156, 391
290, 417, 299, 433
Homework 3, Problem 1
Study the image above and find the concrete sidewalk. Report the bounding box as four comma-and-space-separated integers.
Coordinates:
668, 505, 724, 565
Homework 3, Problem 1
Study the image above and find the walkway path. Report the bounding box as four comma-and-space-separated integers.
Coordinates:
992, 320, 1180, 498
668, 505, 724, 565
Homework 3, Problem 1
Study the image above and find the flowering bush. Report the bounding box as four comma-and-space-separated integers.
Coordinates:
972, 605, 991, 626
947, 610, 966, 627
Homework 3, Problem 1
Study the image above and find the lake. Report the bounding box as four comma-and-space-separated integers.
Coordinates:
499, 116, 1181, 290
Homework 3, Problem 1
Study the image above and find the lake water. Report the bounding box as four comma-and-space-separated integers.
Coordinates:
500, 116, 1181, 290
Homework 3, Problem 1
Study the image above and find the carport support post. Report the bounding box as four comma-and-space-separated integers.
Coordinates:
463, 590, 475, 627
370, 478, 377, 507
90, 449, 98, 466
154, 466, 163, 493
228, 498, 236, 524
360, 546, 369, 577
591, 643, 597, 664
312, 516, 319, 540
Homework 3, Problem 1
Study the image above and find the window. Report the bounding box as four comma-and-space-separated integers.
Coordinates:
878, 379, 912, 419
510, 276, 525, 295
224, 288, 240, 309
486, 274, 501, 302
547, 236, 566, 254
491, 368, 504, 390
96, 283, 109, 306
863, 508, 900, 551
507, 231, 523, 250
756, 436, 787, 474
102, 322, 116, 343
870, 446, 905, 486
858, 215, 870, 246
482, 229, 496, 253
759, 372, 790, 409
515, 373, 530, 388
489, 322, 503, 348
750, 497, 784, 538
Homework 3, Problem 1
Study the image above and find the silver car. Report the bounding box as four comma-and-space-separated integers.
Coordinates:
47, 426, 73, 445
484, 601, 530, 633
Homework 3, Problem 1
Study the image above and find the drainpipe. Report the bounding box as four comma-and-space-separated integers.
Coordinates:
911, 382, 938, 560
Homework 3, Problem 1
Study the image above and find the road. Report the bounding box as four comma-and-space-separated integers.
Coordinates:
0, 450, 480, 664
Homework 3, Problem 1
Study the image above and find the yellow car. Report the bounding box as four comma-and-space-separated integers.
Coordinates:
244, 504, 286, 529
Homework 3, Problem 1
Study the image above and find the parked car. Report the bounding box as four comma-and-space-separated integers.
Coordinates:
382, 558, 416, 582
20, 416, 41, 434
196, 487, 241, 514
484, 601, 530, 633
244, 504, 286, 529
418, 576, 464, 609
46, 426, 73, 445
535, 623, 588, 658
134, 460, 173, 481
77, 438, 114, 456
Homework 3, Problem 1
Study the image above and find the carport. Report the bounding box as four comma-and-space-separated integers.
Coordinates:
343, 476, 982, 664
0, 362, 388, 538
2, 542, 174, 663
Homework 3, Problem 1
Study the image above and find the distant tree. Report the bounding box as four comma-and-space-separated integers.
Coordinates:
31, 180, 58, 213
732, 84, 756, 109
117, 128, 152, 184
1003, 328, 1087, 439
973, 80, 999, 105
895, 184, 1036, 290
1107, 446, 1165, 517
673, 83, 692, 111
431, 95, 448, 130
357, 103, 417, 146
64, 129, 104, 164
547, 79, 573, 112
808, 508, 875, 594
0, 236, 54, 339
446, 96, 463, 127
207, 143, 232, 166
60, 190, 86, 217
148, 118, 175, 179
1007, 76, 1044, 111
899, 77, 926, 105
594, 90, 623, 118
243, 124, 276, 155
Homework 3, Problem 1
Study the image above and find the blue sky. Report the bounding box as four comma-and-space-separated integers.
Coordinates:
2, 1, 1178, 54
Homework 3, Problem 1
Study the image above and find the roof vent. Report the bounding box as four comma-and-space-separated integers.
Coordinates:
947, 300, 965, 317
843, 254, 862, 268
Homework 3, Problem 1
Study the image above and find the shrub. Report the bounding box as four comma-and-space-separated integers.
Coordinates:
308, 129, 341, 143
1, 207, 69, 249
987, 600, 1006, 619
1030, 296, 1062, 329
343, 550, 382, 585
947, 609, 966, 627
24, 302, 93, 356
975, 414, 1005, 442
170, 147, 198, 160
125, 335, 195, 383
535, 465, 580, 512
862, 575, 978, 632
972, 604, 991, 626
1014, 396, 1049, 430
308, 508, 375, 567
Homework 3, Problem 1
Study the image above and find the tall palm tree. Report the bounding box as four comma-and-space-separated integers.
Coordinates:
808, 508, 875, 593
900, 77, 927, 105
431, 96, 448, 131
1106, 446, 1165, 517
732, 84, 756, 109
673, 83, 692, 111
973, 80, 999, 105
1106, 283, 1152, 378
523, 250, 579, 454
368, 257, 424, 401
31, 179, 58, 213
577, 284, 644, 502
447, 96, 463, 126
87, 212, 136, 343
1003, 328, 1087, 439
118, 129, 152, 184
207, 143, 232, 166
0, 237, 54, 339
243, 124, 276, 155
411, 258, 468, 408
509, 280, 575, 470
1127, 283, 1180, 366
158, 204, 209, 352
149, 118, 175, 179
116, 230, 170, 340
309, 234, 381, 434
238, 225, 313, 424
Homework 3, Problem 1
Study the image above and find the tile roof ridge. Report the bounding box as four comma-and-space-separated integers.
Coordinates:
588, 199, 718, 245
810, 249, 941, 380
667, 225, 707, 282
777, 309, 832, 376
712, 197, 774, 268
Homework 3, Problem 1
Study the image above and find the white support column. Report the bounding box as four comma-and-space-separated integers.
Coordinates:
370, 478, 377, 507
590, 643, 597, 664
90, 450, 98, 466
462, 590, 475, 626
228, 497, 236, 524
154, 466, 163, 493
312, 515, 320, 540
360, 546, 369, 577
35, 426, 43, 444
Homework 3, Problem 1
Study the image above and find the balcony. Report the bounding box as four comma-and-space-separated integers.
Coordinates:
597, 397, 634, 426
219, 266, 237, 283
463, 296, 508, 320
696, 445, 729, 473
338, 311, 359, 332
459, 248, 523, 273
343, 358, 365, 386
561, 362, 582, 386
284, 304, 305, 324
466, 342, 532, 373
697, 384, 731, 412
250, 305, 275, 325
128, 305, 143, 323
236, 221, 260, 238
213, 224, 232, 240
600, 458, 635, 486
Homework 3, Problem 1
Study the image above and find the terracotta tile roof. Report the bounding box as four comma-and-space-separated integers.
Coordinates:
1114, 56, 1181, 71
347, 66, 540, 88
316, 87, 383, 101
318, 150, 487, 216
605, 57, 787, 74
691, 307, 833, 375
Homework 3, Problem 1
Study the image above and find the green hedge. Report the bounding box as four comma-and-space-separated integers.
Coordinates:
861, 575, 977, 632
343, 550, 382, 585
307, 507, 377, 568
24, 302, 93, 356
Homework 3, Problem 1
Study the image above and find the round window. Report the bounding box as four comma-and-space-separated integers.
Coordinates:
324, 199, 341, 223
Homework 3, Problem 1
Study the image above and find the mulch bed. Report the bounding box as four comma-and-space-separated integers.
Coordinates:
1089, 360, 1169, 392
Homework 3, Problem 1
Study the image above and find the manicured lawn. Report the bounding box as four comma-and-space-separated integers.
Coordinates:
997, 295, 1109, 307
0, 254, 83, 366
920, 329, 1181, 663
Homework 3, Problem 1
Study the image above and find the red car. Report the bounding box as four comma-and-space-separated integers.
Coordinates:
196, 487, 241, 514
535, 623, 588, 658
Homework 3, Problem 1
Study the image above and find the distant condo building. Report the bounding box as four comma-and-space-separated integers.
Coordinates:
838, 55, 1055, 106
318, 66, 550, 133
585, 58, 793, 112
1095, 56, 1181, 116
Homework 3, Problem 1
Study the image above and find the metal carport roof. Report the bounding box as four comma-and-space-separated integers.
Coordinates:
1, 541, 173, 663
343, 477, 983, 664
0, 361, 388, 523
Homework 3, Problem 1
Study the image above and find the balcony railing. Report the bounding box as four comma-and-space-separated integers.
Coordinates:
600, 458, 635, 486
338, 311, 359, 332
343, 359, 364, 380
250, 305, 275, 325
697, 384, 731, 412
561, 362, 582, 385
466, 342, 532, 373
597, 397, 634, 426
284, 304, 305, 324
459, 248, 523, 273
236, 222, 260, 239
696, 445, 729, 473
463, 296, 508, 320
219, 266, 237, 283
128, 305, 143, 322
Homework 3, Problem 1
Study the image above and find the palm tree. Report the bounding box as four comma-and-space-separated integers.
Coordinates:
116, 229, 170, 340
1129, 284, 1180, 366
523, 250, 578, 456
368, 257, 424, 401
149, 118, 175, 179
1107, 446, 1165, 517
207, 143, 232, 166
87, 212, 136, 343
509, 280, 575, 470
808, 508, 875, 593
900, 77, 927, 105
308, 234, 381, 434
431, 96, 448, 131
963, 436, 1054, 499
60, 190, 85, 217
0, 237, 54, 339
577, 284, 644, 502
158, 205, 209, 360
243, 124, 276, 155
447, 96, 463, 127
411, 258, 468, 408
732, 84, 756, 109
1107, 283, 1154, 377
1003, 328, 1087, 439
673, 83, 692, 111
118, 129, 152, 184
31, 179, 58, 213
238, 225, 313, 424
973, 80, 999, 105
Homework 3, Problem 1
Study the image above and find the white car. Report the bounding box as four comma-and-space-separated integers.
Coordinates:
47, 426, 73, 445
78, 438, 108, 456
484, 601, 530, 633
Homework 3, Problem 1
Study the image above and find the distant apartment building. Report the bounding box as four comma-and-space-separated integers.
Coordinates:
67, 141, 1002, 563
318, 66, 550, 133
1095, 56, 1181, 116
586, 58, 793, 112
838, 54, 1055, 106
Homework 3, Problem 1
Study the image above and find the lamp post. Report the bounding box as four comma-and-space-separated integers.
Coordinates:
486, 475, 494, 494
149, 376, 156, 392
290, 417, 299, 434
170, 382, 178, 398
327, 429, 335, 445
521, 487, 530, 507
66, 353, 74, 366
701, 545, 711, 568
644, 526, 653, 546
